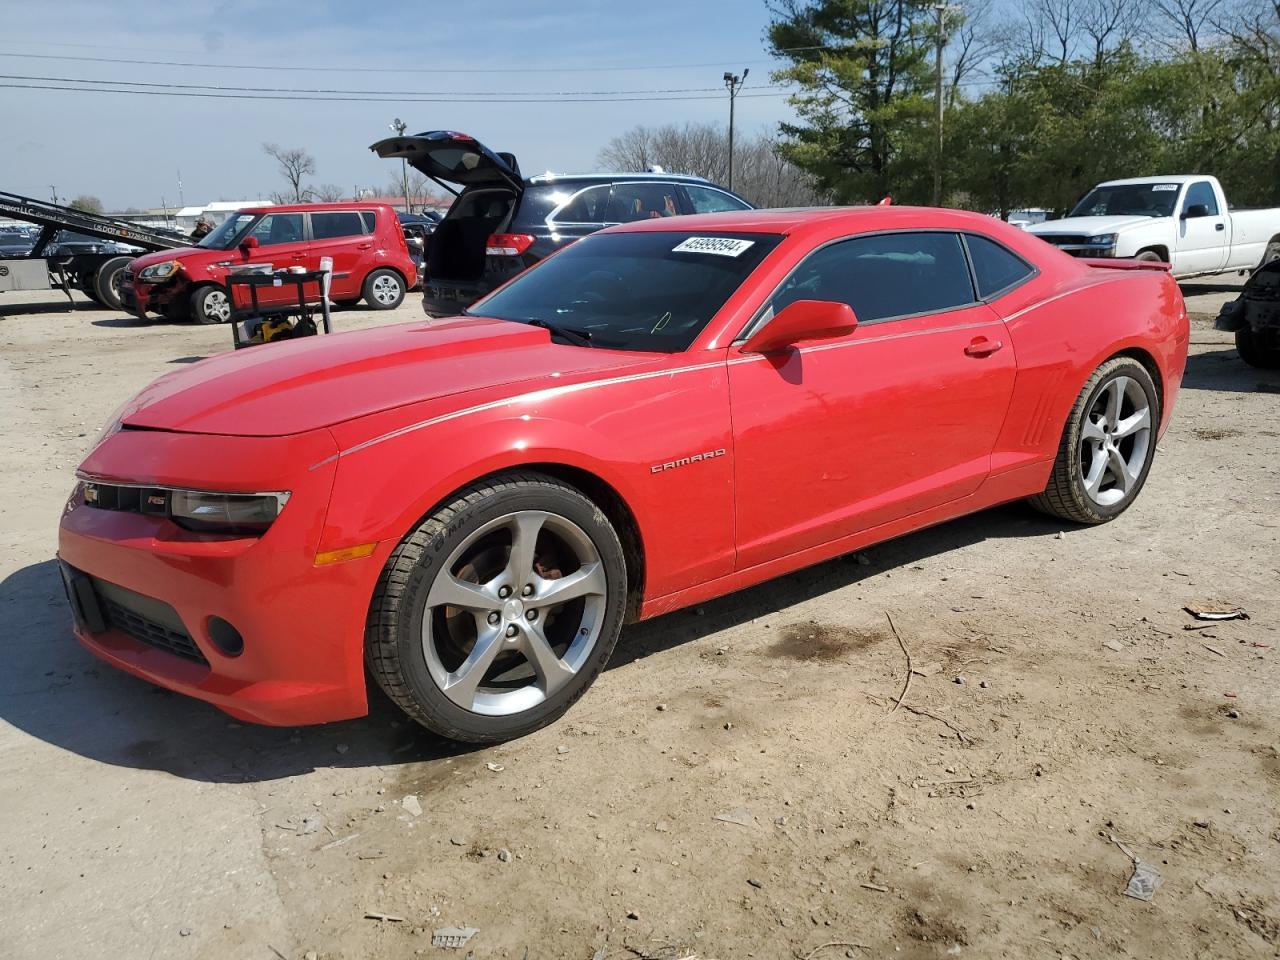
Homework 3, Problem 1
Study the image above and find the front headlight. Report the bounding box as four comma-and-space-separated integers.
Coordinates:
138, 260, 181, 281
1090, 234, 1118, 247
169, 490, 291, 534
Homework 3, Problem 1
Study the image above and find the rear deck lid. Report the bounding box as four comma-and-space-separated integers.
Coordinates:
370, 131, 523, 192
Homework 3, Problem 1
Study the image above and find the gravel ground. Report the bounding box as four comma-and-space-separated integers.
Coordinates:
1, 277, 1277, 960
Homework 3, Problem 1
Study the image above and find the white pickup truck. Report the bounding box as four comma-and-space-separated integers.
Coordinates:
1028, 175, 1280, 280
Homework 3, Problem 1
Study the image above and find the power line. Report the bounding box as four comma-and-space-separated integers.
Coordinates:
0, 72, 785, 98
0, 48, 791, 74
0, 80, 791, 104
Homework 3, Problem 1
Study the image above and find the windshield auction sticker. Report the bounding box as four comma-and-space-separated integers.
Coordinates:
672, 237, 755, 257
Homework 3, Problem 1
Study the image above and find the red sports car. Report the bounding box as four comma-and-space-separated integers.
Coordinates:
58, 207, 1189, 743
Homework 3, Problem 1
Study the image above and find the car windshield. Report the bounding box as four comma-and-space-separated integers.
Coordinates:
1069, 183, 1181, 218
469, 230, 784, 352
197, 213, 257, 249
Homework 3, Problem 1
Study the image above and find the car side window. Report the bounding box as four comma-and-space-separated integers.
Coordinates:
247, 213, 304, 246
965, 234, 1035, 299
606, 183, 681, 222
360, 211, 377, 233
684, 186, 751, 214
550, 185, 611, 224
1184, 180, 1219, 216
769, 232, 976, 325
311, 212, 368, 240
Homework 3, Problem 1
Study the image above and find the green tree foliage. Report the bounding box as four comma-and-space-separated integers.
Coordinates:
772, 0, 1280, 212
766, 0, 938, 202
68, 195, 104, 214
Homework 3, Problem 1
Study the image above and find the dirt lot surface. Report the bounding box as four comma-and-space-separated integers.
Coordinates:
2, 279, 1277, 960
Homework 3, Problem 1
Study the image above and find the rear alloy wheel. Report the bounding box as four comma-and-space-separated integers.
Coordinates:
363, 269, 405, 310
1235, 327, 1280, 369
366, 473, 627, 743
1030, 357, 1159, 524
191, 285, 231, 324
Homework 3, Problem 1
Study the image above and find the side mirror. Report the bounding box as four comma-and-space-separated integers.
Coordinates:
239, 235, 260, 251
1182, 203, 1210, 219
742, 299, 858, 355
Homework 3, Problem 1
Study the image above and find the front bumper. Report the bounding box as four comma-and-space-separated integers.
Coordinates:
56, 427, 385, 726
121, 274, 187, 318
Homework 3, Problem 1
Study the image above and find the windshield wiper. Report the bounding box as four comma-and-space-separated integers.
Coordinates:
522, 318, 593, 348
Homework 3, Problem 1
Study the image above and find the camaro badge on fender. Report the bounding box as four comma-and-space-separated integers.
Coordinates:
651, 449, 727, 474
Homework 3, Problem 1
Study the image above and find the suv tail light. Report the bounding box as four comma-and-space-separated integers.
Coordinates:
486, 233, 535, 257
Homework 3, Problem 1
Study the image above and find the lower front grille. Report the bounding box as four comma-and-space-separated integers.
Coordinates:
93, 577, 208, 665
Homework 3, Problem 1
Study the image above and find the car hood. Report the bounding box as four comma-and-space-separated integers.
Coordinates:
119, 317, 654, 437
1028, 216, 1160, 237
128, 245, 207, 270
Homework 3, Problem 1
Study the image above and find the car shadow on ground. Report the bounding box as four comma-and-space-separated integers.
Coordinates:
0, 503, 1059, 785
90, 316, 161, 328
1182, 346, 1280, 393
0, 299, 89, 317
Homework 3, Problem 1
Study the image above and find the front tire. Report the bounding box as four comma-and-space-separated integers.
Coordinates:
1135, 250, 1164, 263
190, 284, 231, 324
1236, 327, 1280, 369
366, 472, 628, 743
363, 269, 405, 310
1029, 357, 1159, 524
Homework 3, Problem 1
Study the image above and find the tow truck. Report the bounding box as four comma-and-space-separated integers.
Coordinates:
0, 191, 186, 310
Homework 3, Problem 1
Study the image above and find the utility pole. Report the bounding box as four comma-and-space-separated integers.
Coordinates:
177, 169, 185, 207
49, 185, 59, 206
723, 68, 749, 191
933, 4, 960, 207
390, 118, 410, 212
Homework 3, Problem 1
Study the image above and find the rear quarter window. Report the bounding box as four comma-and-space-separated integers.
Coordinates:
964, 234, 1035, 298
311, 211, 369, 240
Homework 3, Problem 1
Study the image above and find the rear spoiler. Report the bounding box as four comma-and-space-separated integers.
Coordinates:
1081, 257, 1171, 272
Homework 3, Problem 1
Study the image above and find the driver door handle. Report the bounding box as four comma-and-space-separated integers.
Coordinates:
964, 337, 1004, 358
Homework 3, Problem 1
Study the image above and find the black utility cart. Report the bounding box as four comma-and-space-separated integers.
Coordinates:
227, 267, 334, 349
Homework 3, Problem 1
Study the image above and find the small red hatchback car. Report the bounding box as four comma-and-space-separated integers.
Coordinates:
60, 207, 1188, 743
121, 202, 418, 324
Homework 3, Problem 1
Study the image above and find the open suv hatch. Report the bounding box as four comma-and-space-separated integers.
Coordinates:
371, 130, 753, 316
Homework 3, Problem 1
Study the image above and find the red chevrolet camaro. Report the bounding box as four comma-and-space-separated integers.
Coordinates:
58, 207, 1188, 742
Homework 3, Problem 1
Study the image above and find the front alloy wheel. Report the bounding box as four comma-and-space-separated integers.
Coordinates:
366, 472, 627, 743
423, 511, 608, 716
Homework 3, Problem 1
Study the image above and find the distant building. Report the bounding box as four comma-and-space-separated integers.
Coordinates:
172, 200, 275, 231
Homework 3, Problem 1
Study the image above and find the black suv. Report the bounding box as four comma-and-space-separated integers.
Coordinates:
372, 130, 753, 316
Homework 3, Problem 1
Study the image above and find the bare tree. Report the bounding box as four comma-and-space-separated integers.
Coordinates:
1079, 0, 1145, 64
313, 183, 345, 202
598, 123, 827, 207
1152, 0, 1227, 50
947, 0, 1004, 104
262, 143, 316, 202
1034, 0, 1079, 63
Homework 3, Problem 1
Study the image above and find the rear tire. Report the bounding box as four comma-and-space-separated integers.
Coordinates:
190, 284, 231, 324
363, 269, 405, 310
1029, 357, 1159, 525
1236, 327, 1280, 369
93, 256, 131, 310
365, 472, 628, 744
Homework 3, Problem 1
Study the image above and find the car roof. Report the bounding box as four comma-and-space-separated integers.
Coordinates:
603, 205, 1011, 236
1095, 175, 1206, 187
525, 172, 714, 186
236, 202, 396, 214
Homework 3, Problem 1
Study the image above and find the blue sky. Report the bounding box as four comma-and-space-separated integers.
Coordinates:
0, 0, 796, 210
